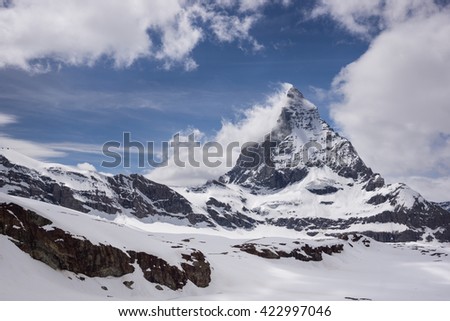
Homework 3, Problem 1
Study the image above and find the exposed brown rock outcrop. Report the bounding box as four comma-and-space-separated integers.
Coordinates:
234, 242, 344, 262
0, 202, 212, 290
128, 251, 187, 290
0, 202, 134, 277
181, 251, 211, 288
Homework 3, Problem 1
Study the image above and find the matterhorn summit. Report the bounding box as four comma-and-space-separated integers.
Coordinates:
222, 86, 373, 190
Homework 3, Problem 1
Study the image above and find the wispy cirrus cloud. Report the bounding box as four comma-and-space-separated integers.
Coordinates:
0, 112, 17, 126
0, 134, 66, 158
0, 113, 102, 159
0, 85, 164, 111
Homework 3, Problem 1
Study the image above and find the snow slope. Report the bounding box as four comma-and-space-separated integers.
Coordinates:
1, 192, 449, 301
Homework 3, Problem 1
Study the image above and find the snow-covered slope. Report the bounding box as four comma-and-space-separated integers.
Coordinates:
1, 192, 450, 300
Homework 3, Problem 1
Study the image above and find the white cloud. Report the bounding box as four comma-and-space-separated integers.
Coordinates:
308, 85, 329, 102
0, 0, 282, 72
392, 175, 450, 203
330, 9, 450, 176
147, 83, 292, 186
239, 0, 270, 12
312, 0, 439, 37
76, 162, 97, 172
47, 142, 104, 155
0, 115, 59, 159
0, 120, 104, 160
210, 14, 259, 45
241, 0, 292, 12
214, 83, 291, 149
315, 1, 450, 200
155, 5, 203, 70
0, 134, 65, 158
312, 0, 382, 35
0, 113, 17, 126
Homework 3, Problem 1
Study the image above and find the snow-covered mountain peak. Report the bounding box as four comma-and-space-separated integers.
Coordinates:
0, 147, 46, 170
274, 86, 326, 143
286, 86, 304, 100
285, 86, 316, 112
223, 88, 375, 190
283, 87, 317, 119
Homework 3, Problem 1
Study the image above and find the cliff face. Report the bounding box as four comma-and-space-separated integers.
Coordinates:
0, 202, 211, 290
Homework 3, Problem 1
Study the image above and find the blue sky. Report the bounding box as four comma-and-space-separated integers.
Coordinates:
0, 0, 449, 201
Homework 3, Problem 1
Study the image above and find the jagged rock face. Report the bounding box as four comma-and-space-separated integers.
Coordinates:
364, 175, 385, 192
0, 202, 212, 290
0, 202, 135, 277
128, 251, 187, 290
234, 240, 344, 262
206, 197, 260, 229
221, 87, 374, 190
127, 250, 212, 290
181, 251, 211, 288
0, 158, 90, 213
106, 174, 195, 219
0, 155, 207, 224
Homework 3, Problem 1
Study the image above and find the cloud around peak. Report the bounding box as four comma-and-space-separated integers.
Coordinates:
147, 83, 292, 186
